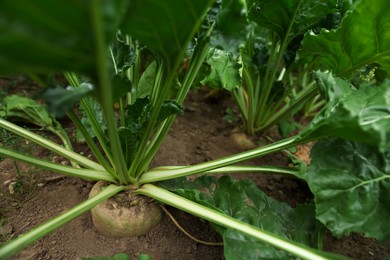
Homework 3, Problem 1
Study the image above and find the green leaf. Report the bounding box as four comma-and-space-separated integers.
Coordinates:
120, 0, 213, 67
160, 176, 319, 259
76, 96, 106, 141
119, 98, 182, 167
201, 49, 241, 91
2, 95, 55, 128
111, 33, 136, 74
42, 83, 93, 117
0, 0, 128, 76
111, 74, 132, 102
207, 0, 248, 56
299, 71, 390, 152
81, 253, 131, 260
247, 0, 338, 43
138, 62, 157, 99
137, 254, 152, 260
298, 0, 390, 76
306, 138, 390, 241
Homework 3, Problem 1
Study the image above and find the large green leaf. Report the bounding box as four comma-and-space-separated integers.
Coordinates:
0, 0, 128, 76
298, 71, 390, 152
298, 0, 390, 76
306, 138, 390, 241
120, 0, 213, 67
207, 0, 248, 56
160, 176, 320, 259
247, 0, 338, 44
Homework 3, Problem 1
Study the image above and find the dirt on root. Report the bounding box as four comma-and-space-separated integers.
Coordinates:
0, 85, 390, 259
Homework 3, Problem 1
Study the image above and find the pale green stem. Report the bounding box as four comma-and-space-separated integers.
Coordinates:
0, 185, 125, 259
136, 37, 211, 174
47, 125, 79, 168
258, 82, 318, 134
136, 184, 331, 260
67, 111, 117, 178
64, 72, 116, 170
0, 118, 104, 171
146, 165, 302, 180
0, 147, 116, 183
139, 136, 299, 184
90, 0, 130, 184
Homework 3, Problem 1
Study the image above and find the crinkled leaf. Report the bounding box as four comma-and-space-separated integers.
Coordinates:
201, 49, 241, 91
117, 126, 140, 168
77, 96, 106, 141
112, 74, 132, 102
247, 0, 338, 43
160, 175, 320, 259
41, 83, 93, 117
298, 71, 390, 152
157, 100, 183, 124
298, 0, 390, 76
0, 0, 128, 77
111, 33, 136, 74
120, 98, 182, 167
121, 0, 213, 67
306, 138, 390, 241
2, 95, 56, 128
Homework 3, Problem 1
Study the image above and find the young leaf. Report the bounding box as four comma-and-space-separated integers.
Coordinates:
298, 71, 390, 152
160, 176, 320, 259
119, 98, 183, 167
137, 62, 157, 99
111, 33, 136, 74
111, 74, 132, 103
200, 49, 241, 91
247, 0, 338, 44
298, 0, 390, 76
77, 96, 106, 141
306, 138, 390, 241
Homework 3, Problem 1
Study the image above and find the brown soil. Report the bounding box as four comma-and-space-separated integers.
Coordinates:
1, 84, 390, 259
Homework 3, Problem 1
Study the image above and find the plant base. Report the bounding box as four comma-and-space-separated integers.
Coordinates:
89, 181, 163, 238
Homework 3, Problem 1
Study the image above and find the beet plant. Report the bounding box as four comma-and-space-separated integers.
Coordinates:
0, 0, 389, 259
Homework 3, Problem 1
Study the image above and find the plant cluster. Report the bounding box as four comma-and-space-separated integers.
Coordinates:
0, 0, 389, 259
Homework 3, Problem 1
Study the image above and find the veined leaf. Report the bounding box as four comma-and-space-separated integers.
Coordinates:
298, 71, 390, 152
2, 95, 55, 128
306, 138, 390, 241
120, 0, 213, 68
247, 0, 338, 44
160, 176, 319, 259
207, 0, 248, 56
298, 0, 390, 76
0, 0, 128, 76
200, 49, 241, 91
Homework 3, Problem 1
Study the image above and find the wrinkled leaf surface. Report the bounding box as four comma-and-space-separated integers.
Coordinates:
306, 138, 390, 241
